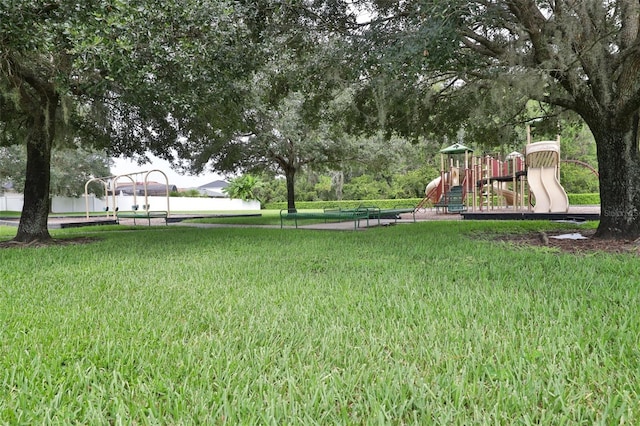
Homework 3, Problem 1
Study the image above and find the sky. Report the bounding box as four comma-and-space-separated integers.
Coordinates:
110, 155, 224, 188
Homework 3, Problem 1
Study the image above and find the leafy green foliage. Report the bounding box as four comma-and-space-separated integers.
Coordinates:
561, 164, 599, 194
342, 175, 389, 200
0, 145, 110, 196
251, 173, 288, 206
169, 189, 206, 198
223, 175, 261, 202
567, 193, 600, 205
351, 0, 640, 237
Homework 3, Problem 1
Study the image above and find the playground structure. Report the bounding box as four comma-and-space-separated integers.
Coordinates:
84, 169, 171, 219
420, 135, 570, 214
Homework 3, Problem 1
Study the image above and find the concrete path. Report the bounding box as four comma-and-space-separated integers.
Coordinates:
1, 205, 601, 231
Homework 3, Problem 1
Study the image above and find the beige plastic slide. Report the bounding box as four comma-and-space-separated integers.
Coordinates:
492, 183, 517, 206
526, 167, 550, 213
425, 176, 441, 202
526, 140, 569, 213
425, 174, 448, 203
540, 166, 569, 212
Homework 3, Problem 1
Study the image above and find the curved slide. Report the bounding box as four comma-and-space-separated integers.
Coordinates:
425, 176, 443, 203
492, 183, 517, 206
537, 166, 569, 213
528, 166, 569, 213
527, 168, 550, 213
525, 140, 569, 213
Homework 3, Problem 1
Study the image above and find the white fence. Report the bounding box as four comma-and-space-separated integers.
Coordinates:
1, 194, 260, 213
0, 195, 23, 212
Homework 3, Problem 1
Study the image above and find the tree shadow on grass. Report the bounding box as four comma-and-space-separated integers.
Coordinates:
0, 237, 100, 249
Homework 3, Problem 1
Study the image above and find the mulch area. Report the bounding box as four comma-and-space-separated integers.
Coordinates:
491, 229, 640, 255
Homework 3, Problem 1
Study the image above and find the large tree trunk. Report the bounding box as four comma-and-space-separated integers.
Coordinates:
285, 167, 297, 213
14, 96, 57, 243
590, 118, 640, 239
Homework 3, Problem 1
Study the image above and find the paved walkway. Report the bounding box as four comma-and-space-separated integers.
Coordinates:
172, 205, 600, 231
168, 208, 464, 231
1, 205, 601, 231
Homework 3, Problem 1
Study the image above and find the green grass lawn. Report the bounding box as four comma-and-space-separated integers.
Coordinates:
1, 220, 639, 424
186, 209, 324, 226
0, 211, 21, 218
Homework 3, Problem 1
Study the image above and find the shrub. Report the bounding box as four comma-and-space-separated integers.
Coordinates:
264, 198, 424, 210
264, 193, 599, 210
568, 193, 600, 205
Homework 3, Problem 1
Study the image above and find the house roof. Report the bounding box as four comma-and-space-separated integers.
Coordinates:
198, 180, 228, 189
201, 188, 227, 197
114, 182, 177, 195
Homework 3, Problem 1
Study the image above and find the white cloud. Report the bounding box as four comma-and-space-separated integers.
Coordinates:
110, 155, 224, 188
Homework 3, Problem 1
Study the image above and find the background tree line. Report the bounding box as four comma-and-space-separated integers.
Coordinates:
0, 117, 598, 204
231, 120, 599, 206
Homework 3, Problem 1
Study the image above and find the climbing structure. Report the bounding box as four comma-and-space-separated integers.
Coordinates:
422, 132, 572, 214
419, 143, 474, 213
471, 152, 527, 211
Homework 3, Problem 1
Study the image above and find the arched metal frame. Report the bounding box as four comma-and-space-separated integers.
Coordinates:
84, 169, 170, 219
561, 159, 599, 178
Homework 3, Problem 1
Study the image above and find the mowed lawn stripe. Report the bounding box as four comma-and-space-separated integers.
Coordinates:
1, 221, 639, 423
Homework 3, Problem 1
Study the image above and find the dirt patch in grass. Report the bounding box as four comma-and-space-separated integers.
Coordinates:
493, 229, 640, 255
0, 237, 100, 249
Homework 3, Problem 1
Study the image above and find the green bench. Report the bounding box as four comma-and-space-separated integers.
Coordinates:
434, 198, 449, 213
353, 205, 416, 224
378, 205, 416, 222
435, 186, 467, 214
279, 209, 369, 229
446, 203, 467, 213
116, 210, 168, 226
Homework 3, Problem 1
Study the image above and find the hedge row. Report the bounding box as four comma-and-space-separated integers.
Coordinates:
567, 193, 600, 205
264, 193, 601, 210
264, 198, 424, 211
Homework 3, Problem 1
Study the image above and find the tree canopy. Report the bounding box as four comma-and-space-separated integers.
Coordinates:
348, 0, 640, 238
0, 0, 258, 242
0, 144, 111, 197
172, 6, 358, 211
2, 0, 639, 240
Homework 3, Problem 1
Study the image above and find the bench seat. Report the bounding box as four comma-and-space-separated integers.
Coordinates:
378, 206, 416, 222
116, 211, 168, 226
280, 209, 369, 229
353, 205, 416, 223
447, 204, 467, 213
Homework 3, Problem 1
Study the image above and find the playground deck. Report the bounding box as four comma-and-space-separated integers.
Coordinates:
461, 212, 600, 221
461, 205, 600, 222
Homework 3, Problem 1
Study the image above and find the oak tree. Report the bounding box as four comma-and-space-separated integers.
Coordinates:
1, 0, 254, 242
355, 0, 640, 238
